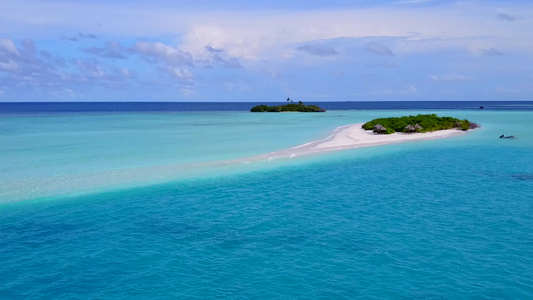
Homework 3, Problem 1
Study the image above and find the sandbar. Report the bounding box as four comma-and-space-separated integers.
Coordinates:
238, 123, 468, 163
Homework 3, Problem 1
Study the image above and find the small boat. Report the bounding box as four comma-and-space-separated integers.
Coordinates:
500, 134, 516, 139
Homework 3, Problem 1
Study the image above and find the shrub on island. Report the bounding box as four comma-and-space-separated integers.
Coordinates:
251, 102, 326, 112
362, 114, 478, 134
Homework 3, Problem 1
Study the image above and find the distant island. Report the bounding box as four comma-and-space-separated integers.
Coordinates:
363, 114, 479, 134
251, 99, 326, 112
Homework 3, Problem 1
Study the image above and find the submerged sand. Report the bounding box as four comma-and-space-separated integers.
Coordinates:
236, 123, 467, 163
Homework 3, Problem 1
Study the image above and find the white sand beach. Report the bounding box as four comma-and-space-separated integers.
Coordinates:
240, 123, 467, 163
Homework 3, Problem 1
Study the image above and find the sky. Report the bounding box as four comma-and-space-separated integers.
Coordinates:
0, 0, 532, 102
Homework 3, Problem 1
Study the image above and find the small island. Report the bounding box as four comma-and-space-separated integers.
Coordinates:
362, 114, 479, 134
251, 99, 326, 112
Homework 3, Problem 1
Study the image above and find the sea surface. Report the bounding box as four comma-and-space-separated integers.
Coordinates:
1, 101, 532, 299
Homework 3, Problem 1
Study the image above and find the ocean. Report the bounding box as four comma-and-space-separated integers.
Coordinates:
1, 101, 532, 299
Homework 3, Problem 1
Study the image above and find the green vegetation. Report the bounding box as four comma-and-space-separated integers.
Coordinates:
362, 114, 478, 134
251, 101, 326, 112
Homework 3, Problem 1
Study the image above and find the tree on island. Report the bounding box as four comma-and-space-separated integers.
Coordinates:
251, 101, 326, 112
362, 114, 479, 134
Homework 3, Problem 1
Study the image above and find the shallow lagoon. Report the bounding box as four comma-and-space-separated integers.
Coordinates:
0, 105, 532, 298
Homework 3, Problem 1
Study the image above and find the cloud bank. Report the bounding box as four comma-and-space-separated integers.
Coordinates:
0, 0, 532, 101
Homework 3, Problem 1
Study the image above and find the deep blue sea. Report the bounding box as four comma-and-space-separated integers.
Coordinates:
2, 101, 532, 114
1, 102, 532, 299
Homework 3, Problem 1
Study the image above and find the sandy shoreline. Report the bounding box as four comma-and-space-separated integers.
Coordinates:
236, 123, 468, 163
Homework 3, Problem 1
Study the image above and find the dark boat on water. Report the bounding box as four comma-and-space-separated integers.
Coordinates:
500, 134, 516, 139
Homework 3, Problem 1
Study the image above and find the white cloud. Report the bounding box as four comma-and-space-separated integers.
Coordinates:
179, 4, 533, 61
482, 48, 504, 56
172, 68, 193, 79
0, 59, 18, 71
365, 42, 394, 56
64, 88, 74, 98
73, 59, 105, 77
430, 74, 468, 82
120, 68, 136, 78
180, 25, 268, 60
296, 44, 338, 57
1, 1, 533, 101
84, 41, 126, 59
0, 38, 20, 55
0, 38, 21, 71
133, 41, 192, 66
3, 1, 533, 60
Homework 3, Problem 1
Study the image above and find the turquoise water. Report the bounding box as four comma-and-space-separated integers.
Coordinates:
1, 109, 532, 298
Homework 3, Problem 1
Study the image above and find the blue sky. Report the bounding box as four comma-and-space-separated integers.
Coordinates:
0, 0, 532, 101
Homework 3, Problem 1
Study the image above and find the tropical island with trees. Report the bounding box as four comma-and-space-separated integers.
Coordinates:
251, 98, 326, 112
363, 114, 479, 134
